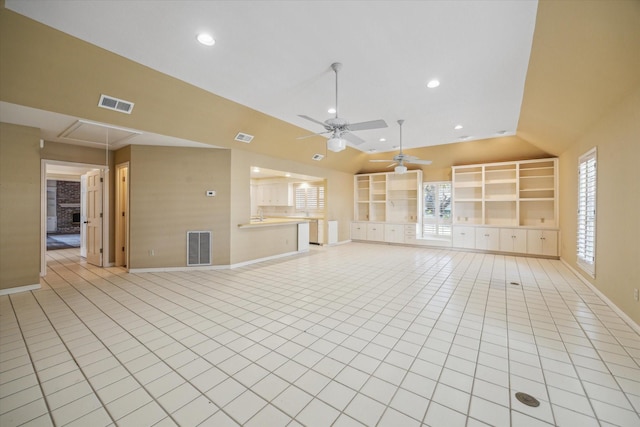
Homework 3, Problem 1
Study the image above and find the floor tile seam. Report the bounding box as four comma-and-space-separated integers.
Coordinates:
519, 257, 603, 425
547, 261, 640, 369
6, 292, 68, 426
41, 261, 190, 426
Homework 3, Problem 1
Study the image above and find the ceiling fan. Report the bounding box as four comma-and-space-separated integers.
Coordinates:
370, 119, 432, 174
298, 62, 387, 152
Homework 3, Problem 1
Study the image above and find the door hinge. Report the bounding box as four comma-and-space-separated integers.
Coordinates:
99, 248, 103, 254
122, 212, 125, 217
100, 177, 104, 183
122, 246, 125, 252
122, 177, 126, 182
100, 213, 103, 218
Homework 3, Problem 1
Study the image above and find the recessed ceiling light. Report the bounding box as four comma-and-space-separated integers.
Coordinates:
427, 79, 440, 89
328, 108, 336, 114
392, 145, 399, 149
454, 124, 463, 130
459, 135, 470, 140
285, 173, 291, 177
497, 130, 507, 135
197, 33, 215, 46
379, 138, 386, 142
252, 167, 260, 173
368, 148, 377, 153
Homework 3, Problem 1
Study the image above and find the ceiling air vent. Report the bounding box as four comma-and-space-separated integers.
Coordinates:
98, 94, 134, 114
312, 153, 324, 161
234, 132, 254, 143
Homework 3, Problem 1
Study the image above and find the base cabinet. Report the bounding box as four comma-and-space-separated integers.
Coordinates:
453, 226, 475, 249
475, 228, 500, 251
499, 228, 527, 253
526, 229, 558, 256
384, 224, 405, 243
453, 225, 558, 257
366, 223, 385, 242
351, 222, 367, 240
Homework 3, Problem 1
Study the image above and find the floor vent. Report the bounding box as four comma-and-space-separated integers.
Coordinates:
98, 94, 134, 114
187, 231, 211, 266
234, 132, 254, 143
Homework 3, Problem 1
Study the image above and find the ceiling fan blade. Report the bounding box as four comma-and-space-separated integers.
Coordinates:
298, 114, 330, 128
347, 119, 388, 132
296, 131, 331, 140
369, 159, 395, 163
387, 163, 398, 168
408, 159, 433, 165
342, 132, 365, 145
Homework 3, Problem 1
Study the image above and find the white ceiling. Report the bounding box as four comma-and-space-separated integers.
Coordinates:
5, 0, 538, 153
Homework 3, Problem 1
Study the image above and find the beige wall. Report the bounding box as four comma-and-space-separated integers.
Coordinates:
559, 86, 640, 324
0, 123, 41, 290
127, 145, 232, 268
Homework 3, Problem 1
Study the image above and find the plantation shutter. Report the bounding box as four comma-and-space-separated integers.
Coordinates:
577, 148, 597, 276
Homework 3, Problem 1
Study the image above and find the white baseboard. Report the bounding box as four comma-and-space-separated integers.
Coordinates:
561, 258, 640, 335
128, 250, 303, 274
0, 283, 41, 296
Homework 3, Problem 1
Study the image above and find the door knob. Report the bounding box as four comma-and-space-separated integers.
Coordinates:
84, 221, 89, 224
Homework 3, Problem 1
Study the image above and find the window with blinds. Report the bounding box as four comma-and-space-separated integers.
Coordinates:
295, 183, 325, 212
577, 148, 597, 277
423, 182, 452, 237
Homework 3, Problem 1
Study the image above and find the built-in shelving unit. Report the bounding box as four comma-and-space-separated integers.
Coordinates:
451, 158, 559, 257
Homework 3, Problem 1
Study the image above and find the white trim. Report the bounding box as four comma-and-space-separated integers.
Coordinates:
561, 258, 640, 335
0, 284, 41, 296
129, 251, 304, 273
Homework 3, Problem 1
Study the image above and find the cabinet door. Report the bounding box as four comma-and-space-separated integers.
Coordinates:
475, 228, 500, 251
527, 229, 558, 256
351, 222, 367, 240
404, 224, 418, 244
499, 228, 527, 253
384, 224, 404, 243
367, 223, 385, 242
453, 226, 475, 249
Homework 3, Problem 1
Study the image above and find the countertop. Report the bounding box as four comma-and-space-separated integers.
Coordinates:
237, 217, 312, 228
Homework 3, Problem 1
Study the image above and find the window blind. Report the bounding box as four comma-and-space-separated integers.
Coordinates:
295, 184, 324, 211
423, 182, 452, 237
577, 148, 597, 277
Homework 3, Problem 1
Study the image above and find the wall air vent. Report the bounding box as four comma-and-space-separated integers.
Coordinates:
234, 132, 254, 143
312, 153, 324, 161
187, 231, 211, 266
98, 94, 134, 114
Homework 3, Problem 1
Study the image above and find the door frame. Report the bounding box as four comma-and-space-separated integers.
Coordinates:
115, 162, 129, 269
41, 160, 110, 276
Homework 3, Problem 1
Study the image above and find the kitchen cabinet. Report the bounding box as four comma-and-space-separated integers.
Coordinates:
351, 222, 367, 240
257, 182, 292, 206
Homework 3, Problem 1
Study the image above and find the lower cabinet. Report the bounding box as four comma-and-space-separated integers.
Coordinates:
475, 228, 500, 251
351, 222, 367, 240
526, 229, 558, 256
384, 224, 405, 243
452, 225, 558, 257
366, 223, 385, 242
453, 226, 475, 249
499, 228, 527, 253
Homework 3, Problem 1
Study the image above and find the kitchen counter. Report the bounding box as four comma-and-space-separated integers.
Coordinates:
237, 217, 311, 228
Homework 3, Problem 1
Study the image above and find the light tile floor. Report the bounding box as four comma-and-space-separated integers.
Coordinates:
1, 244, 639, 426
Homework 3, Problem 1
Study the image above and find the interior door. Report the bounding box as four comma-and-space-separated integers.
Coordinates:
80, 174, 87, 258
85, 169, 103, 266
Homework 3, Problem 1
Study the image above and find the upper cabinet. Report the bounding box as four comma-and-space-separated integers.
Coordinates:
354, 170, 422, 224
452, 158, 558, 228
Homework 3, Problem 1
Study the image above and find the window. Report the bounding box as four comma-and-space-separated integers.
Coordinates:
577, 148, 597, 277
423, 182, 452, 237
295, 182, 324, 212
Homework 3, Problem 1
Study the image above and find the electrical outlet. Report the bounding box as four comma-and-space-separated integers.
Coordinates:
634, 288, 639, 302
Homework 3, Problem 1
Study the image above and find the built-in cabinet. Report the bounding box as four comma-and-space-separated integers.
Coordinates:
352, 170, 422, 244
255, 181, 293, 206
451, 158, 559, 257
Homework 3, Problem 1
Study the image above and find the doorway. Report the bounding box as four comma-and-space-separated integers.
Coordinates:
41, 160, 110, 276
115, 162, 129, 268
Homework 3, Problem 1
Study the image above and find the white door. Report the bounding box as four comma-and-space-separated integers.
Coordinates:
80, 174, 87, 258
85, 169, 103, 266
115, 164, 129, 267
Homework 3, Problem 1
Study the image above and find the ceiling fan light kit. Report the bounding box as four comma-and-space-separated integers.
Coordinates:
327, 136, 347, 152
370, 119, 432, 173
298, 62, 387, 152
